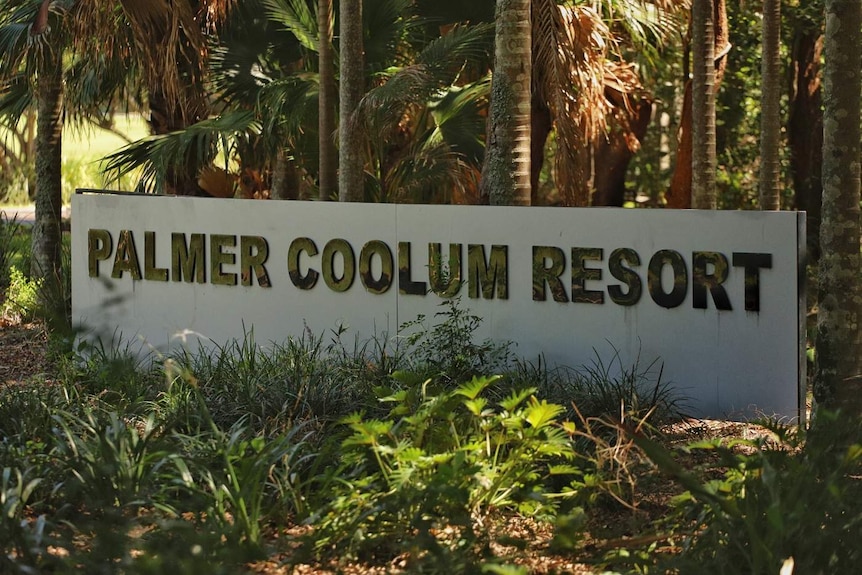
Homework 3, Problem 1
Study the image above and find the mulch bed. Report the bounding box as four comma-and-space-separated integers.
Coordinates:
0, 318, 53, 385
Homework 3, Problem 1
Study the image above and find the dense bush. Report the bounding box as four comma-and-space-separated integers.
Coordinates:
0, 298, 684, 573
6, 256, 858, 574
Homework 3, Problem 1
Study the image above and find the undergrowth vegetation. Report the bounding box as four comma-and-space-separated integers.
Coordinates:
0, 290, 860, 573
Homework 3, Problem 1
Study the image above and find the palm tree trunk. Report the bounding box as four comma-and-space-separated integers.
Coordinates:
480, 0, 531, 206
31, 52, 64, 307
667, 0, 728, 209
759, 0, 782, 210
271, 148, 302, 200
691, 0, 716, 209
318, 0, 337, 200
338, 0, 365, 202
789, 30, 823, 259
592, 97, 653, 206
814, 0, 862, 412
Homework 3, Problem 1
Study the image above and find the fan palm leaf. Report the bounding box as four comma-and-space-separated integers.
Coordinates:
101, 110, 259, 193
70, 0, 234, 129
356, 23, 493, 202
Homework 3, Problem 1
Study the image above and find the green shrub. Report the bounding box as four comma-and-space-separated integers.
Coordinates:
169, 328, 389, 434
172, 421, 314, 550
400, 297, 513, 386
51, 407, 177, 510
0, 211, 23, 290
0, 467, 58, 573
308, 375, 591, 569
1, 266, 41, 321
634, 411, 862, 574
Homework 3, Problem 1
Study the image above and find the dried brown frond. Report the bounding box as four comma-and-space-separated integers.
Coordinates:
70, 1, 233, 127
533, 1, 609, 206
650, 0, 691, 13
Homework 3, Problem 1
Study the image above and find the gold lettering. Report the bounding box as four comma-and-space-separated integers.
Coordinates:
467, 244, 508, 300
428, 243, 462, 298
322, 239, 356, 292
111, 230, 142, 280
210, 234, 237, 286
240, 236, 271, 287
88, 229, 112, 278
288, 237, 319, 290
171, 233, 206, 283
144, 231, 168, 282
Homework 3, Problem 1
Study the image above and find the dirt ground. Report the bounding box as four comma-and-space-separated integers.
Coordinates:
0, 318, 54, 385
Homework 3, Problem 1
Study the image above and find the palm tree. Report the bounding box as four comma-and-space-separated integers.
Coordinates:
788, 3, 823, 258
318, 0, 337, 199
480, 0, 532, 206
0, 0, 69, 311
513, 0, 686, 206
354, 23, 494, 203
338, 0, 365, 201
530, 0, 605, 207
666, 0, 729, 209
814, 0, 862, 413
690, 0, 716, 209
70, 0, 231, 195
759, 0, 781, 210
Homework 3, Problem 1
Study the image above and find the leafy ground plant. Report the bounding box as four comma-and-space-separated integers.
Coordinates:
307, 375, 599, 571
0, 267, 40, 322
632, 410, 862, 574
399, 297, 513, 386
0, 210, 22, 290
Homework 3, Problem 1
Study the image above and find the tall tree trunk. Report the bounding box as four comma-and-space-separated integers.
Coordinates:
338, 0, 365, 202
789, 30, 823, 259
759, 0, 782, 210
480, 0, 531, 206
318, 0, 337, 200
814, 0, 862, 413
31, 51, 64, 315
26, 111, 36, 200
592, 96, 653, 207
666, 0, 728, 209
271, 148, 301, 200
691, 0, 716, 209
530, 95, 552, 205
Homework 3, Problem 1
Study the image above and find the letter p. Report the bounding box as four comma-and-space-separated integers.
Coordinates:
88, 229, 112, 277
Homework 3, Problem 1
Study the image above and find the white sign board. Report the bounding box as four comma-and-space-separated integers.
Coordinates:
72, 192, 806, 420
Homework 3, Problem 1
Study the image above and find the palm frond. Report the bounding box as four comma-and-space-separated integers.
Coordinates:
417, 22, 494, 75
381, 140, 477, 204
101, 110, 259, 193
209, 43, 274, 105
0, 1, 49, 78
426, 77, 490, 167
0, 74, 33, 119
256, 73, 317, 149
94, 0, 209, 121
262, 0, 318, 52
363, 0, 418, 71
533, 1, 609, 206
64, 55, 142, 124
358, 23, 493, 140
598, 0, 688, 60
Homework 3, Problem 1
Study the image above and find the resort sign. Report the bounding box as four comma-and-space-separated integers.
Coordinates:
72, 192, 806, 420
